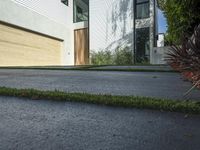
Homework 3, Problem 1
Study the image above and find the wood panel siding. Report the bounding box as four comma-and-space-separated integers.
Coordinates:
74, 28, 89, 65
0, 23, 62, 66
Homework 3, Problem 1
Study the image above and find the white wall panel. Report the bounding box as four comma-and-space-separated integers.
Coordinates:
89, 0, 134, 53
11, 0, 72, 26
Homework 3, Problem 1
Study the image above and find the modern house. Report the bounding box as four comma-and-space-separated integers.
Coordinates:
0, 0, 158, 66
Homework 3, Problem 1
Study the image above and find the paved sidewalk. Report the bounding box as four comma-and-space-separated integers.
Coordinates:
91, 65, 173, 71
0, 96, 200, 150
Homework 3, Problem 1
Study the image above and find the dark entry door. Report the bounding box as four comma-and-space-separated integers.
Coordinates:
135, 27, 150, 63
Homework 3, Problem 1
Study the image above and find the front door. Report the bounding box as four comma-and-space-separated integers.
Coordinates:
74, 28, 89, 65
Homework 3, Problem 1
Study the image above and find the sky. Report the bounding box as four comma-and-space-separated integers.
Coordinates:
158, 9, 167, 33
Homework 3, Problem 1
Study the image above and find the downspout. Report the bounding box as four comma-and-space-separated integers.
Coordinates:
154, 0, 157, 47
133, 0, 136, 64
88, 0, 90, 64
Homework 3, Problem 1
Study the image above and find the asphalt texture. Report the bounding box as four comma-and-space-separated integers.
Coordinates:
0, 69, 199, 100
0, 96, 200, 150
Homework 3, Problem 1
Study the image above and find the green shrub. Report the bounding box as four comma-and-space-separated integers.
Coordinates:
91, 47, 133, 65
91, 50, 113, 65
158, 0, 200, 44
166, 25, 200, 89
114, 47, 133, 65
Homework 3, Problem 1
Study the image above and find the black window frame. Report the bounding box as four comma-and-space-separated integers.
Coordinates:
61, 0, 69, 6
136, 0, 150, 19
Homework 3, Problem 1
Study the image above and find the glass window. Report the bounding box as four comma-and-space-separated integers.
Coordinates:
74, 0, 89, 23
136, 0, 149, 19
136, 28, 150, 63
61, 0, 68, 6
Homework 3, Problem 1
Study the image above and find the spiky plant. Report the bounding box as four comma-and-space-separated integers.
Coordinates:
166, 24, 200, 89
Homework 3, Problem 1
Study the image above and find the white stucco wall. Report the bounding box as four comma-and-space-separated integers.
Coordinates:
11, 0, 72, 26
157, 34, 165, 47
0, 0, 74, 65
89, 0, 134, 53
152, 46, 170, 64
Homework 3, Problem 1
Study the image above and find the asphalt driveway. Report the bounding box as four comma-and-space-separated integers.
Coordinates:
0, 69, 199, 100
0, 96, 200, 150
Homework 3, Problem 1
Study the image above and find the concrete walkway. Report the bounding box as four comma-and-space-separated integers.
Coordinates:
91, 65, 173, 71
0, 69, 199, 100
0, 96, 200, 150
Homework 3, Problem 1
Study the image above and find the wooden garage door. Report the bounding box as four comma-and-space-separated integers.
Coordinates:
0, 22, 63, 66
74, 28, 89, 65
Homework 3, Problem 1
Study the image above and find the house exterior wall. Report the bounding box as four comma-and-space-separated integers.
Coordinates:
11, 0, 72, 25
89, 0, 134, 53
157, 33, 165, 47
0, 0, 75, 65
152, 46, 170, 64
89, 0, 158, 64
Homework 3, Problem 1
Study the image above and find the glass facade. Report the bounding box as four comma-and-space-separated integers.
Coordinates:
73, 0, 89, 23
136, 0, 149, 19
136, 27, 150, 63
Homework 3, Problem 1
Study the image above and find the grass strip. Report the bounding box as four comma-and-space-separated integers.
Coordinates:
0, 67, 177, 73
0, 87, 199, 114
